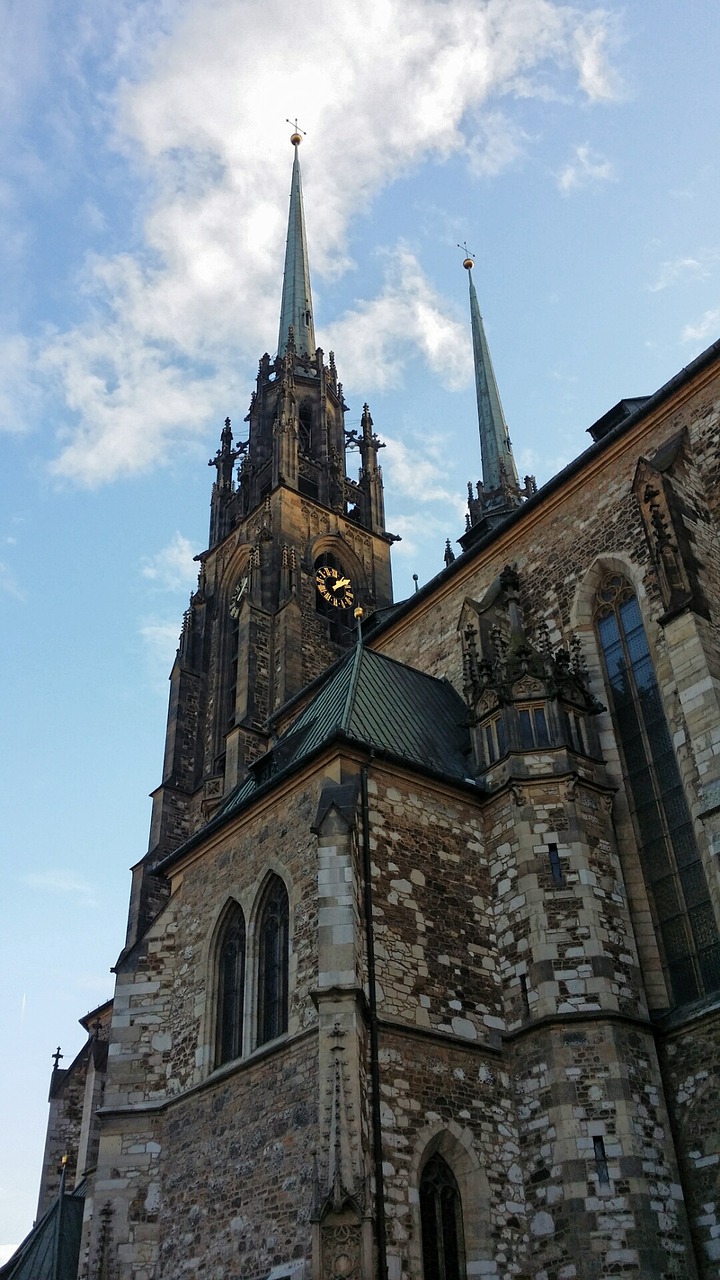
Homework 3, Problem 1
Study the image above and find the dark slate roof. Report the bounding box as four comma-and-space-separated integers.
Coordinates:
0, 1190, 84, 1280
217, 644, 472, 822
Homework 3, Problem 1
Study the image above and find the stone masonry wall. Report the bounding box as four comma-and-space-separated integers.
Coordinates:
156, 1036, 318, 1280
660, 1013, 720, 1278
92, 769, 332, 1278
366, 767, 501, 1042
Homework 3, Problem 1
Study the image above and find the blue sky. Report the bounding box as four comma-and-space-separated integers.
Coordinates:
2, 0, 719, 1257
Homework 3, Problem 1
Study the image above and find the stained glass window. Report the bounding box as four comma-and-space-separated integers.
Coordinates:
420, 1154, 465, 1280
594, 573, 720, 1005
257, 876, 289, 1046
216, 906, 246, 1065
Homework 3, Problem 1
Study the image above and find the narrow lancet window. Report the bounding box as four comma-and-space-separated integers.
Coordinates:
594, 572, 720, 1004
216, 906, 246, 1065
419, 1154, 466, 1280
257, 876, 289, 1046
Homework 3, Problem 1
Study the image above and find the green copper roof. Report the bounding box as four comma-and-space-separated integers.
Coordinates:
218, 645, 472, 821
467, 263, 519, 492
0, 1190, 84, 1280
277, 142, 316, 357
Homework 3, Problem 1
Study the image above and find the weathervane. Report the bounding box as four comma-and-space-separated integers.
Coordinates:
286, 118, 306, 146
458, 241, 475, 270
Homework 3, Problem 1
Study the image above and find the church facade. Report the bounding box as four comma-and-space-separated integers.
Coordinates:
15, 135, 720, 1280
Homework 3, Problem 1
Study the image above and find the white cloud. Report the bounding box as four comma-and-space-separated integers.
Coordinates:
141, 531, 198, 591
557, 142, 615, 193
387, 510, 461, 566
0, 335, 41, 434
20, 870, 98, 907
0, 559, 25, 600
682, 308, 720, 345
464, 110, 530, 178
384, 431, 469, 511
11, 0, 620, 484
573, 15, 621, 101
650, 251, 720, 293
325, 247, 471, 394
139, 617, 184, 687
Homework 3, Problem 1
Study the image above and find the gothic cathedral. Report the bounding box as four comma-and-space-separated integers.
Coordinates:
10, 132, 720, 1280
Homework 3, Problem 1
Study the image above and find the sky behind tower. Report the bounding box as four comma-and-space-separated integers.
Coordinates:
2, 0, 720, 1257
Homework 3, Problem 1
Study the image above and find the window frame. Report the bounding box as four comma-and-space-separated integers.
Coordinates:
215, 904, 247, 1067
419, 1153, 466, 1280
256, 875, 290, 1048
594, 572, 720, 1005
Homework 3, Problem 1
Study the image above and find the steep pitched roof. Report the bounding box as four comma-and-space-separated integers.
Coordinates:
0, 1189, 84, 1280
217, 644, 472, 822
277, 140, 316, 357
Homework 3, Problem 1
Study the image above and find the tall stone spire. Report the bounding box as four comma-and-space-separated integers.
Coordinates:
277, 129, 316, 358
459, 253, 536, 549
466, 255, 519, 494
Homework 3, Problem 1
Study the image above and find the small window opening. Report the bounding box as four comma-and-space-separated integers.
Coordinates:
519, 972, 530, 1015
482, 714, 507, 765
593, 1136, 610, 1185
563, 707, 586, 753
548, 843, 564, 887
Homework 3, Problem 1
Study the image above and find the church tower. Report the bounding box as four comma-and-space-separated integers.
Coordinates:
126, 131, 395, 949
459, 254, 536, 549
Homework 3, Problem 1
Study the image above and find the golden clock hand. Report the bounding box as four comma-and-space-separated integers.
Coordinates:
333, 576, 351, 591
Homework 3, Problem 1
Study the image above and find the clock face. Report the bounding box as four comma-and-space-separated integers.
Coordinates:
229, 576, 248, 618
315, 564, 354, 609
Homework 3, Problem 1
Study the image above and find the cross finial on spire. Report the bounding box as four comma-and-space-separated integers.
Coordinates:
286, 118, 306, 146
52, 1046, 63, 1070
458, 242, 475, 270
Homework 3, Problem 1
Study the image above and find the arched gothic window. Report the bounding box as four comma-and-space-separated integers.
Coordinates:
420, 1154, 465, 1280
257, 876, 289, 1046
594, 572, 720, 1005
298, 401, 313, 455
216, 905, 246, 1065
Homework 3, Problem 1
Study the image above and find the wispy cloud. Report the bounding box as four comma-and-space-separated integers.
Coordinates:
557, 143, 616, 193
0, 560, 25, 601
325, 247, 471, 394
3, 0, 620, 485
139, 618, 183, 688
141, 531, 198, 592
384, 431, 469, 510
20, 870, 98, 908
682, 308, 720, 344
0, 335, 41, 434
649, 250, 720, 292
465, 111, 530, 179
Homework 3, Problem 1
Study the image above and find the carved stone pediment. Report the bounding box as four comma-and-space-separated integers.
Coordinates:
633, 436, 707, 618
512, 675, 545, 701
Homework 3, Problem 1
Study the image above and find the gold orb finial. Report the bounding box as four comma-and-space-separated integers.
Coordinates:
354, 606, 364, 620
287, 117, 305, 147
458, 242, 474, 270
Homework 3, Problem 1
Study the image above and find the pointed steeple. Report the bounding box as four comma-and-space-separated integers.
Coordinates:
464, 255, 519, 494
277, 130, 316, 358
458, 254, 536, 549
